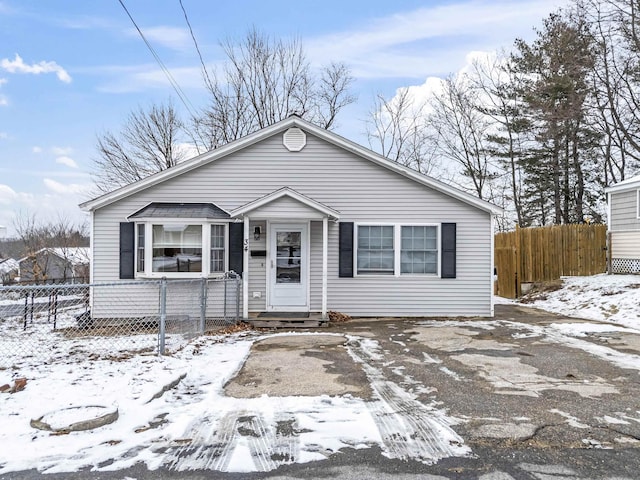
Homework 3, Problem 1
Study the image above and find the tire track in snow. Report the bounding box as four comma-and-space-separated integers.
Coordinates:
165, 411, 300, 472
346, 337, 470, 464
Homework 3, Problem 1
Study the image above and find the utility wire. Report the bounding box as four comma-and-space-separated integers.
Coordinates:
117, 0, 198, 118
179, 0, 215, 92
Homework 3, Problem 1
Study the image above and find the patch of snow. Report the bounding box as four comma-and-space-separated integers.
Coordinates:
521, 274, 640, 329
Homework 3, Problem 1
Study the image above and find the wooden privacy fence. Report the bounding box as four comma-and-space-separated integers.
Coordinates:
494, 224, 607, 299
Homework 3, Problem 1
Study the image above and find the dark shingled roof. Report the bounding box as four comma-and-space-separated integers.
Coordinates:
128, 202, 230, 220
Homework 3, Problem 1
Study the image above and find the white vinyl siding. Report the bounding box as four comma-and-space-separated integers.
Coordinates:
611, 231, 640, 258
248, 220, 267, 311
610, 190, 640, 231
92, 132, 493, 317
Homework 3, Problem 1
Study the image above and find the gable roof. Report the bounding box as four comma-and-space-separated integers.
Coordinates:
0, 258, 18, 275
80, 116, 503, 216
230, 187, 340, 220
18, 247, 90, 266
605, 174, 640, 194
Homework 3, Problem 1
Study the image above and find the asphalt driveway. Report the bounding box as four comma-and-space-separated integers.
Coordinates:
219, 304, 640, 478
4, 304, 640, 480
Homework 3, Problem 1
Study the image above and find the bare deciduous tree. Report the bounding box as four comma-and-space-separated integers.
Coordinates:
366, 88, 439, 175
192, 28, 355, 152
93, 102, 185, 193
13, 212, 88, 283
428, 74, 496, 200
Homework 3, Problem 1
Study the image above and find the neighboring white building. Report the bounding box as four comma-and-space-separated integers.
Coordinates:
606, 175, 640, 274
80, 116, 502, 321
18, 247, 90, 283
0, 258, 19, 284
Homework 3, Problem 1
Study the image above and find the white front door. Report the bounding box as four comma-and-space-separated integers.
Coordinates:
269, 223, 308, 310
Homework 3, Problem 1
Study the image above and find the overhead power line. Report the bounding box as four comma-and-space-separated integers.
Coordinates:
117, 0, 198, 118
179, 0, 215, 91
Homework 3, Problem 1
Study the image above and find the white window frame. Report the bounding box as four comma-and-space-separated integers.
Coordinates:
134, 219, 228, 278
637, 189, 640, 219
400, 224, 440, 277
354, 223, 440, 277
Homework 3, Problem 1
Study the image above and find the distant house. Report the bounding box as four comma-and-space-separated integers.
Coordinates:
80, 116, 502, 321
606, 175, 640, 274
18, 247, 90, 283
0, 258, 19, 284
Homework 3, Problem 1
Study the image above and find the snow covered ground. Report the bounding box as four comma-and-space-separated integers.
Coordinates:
0, 273, 638, 475
508, 274, 640, 330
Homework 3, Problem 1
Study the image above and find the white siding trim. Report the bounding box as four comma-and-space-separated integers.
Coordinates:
637, 189, 640, 219
322, 216, 328, 319
231, 187, 340, 219
243, 216, 250, 319
607, 191, 612, 229
89, 210, 94, 284
490, 214, 495, 317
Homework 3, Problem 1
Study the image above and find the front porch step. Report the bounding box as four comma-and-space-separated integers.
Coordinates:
247, 313, 327, 328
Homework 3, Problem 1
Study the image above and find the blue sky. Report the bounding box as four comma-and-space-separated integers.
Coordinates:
0, 0, 568, 237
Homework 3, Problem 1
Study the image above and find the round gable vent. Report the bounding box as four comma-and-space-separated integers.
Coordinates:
283, 127, 306, 152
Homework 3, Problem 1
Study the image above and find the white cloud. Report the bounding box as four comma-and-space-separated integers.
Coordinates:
0, 184, 18, 205
128, 26, 191, 51
0, 53, 72, 83
43, 178, 91, 196
96, 64, 204, 93
306, 0, 569, 79
32, 146, 42, 153
51, 146, 73, 156
0, 132, 7, 139
55, 156, 78, 168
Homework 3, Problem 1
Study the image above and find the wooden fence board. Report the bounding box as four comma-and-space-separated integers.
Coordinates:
494, 224, 607, 298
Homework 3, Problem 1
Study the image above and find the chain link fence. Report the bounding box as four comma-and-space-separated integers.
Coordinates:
0, 275, 241, 368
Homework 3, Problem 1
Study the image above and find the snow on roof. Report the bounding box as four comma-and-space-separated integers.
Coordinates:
48, 247, 90, 266
0, 258, 18, 274
19, 247, 90, 265
604, 174, 640, 193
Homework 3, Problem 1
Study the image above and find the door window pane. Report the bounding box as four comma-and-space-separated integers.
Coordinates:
276, 231, 301, 283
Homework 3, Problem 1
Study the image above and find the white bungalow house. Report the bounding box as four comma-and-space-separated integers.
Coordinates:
606, 174, 640, 274
80, 116, 502, 320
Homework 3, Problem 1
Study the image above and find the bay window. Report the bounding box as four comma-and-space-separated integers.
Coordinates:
135, 222, 227, 277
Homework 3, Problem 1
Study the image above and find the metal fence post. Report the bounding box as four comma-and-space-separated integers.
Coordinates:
159, 277, 167, 355
199, 277, 207, 334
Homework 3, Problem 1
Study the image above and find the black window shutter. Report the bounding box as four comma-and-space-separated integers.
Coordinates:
228, 222, 244, 277
119, 222, 135, 279
339, 222, 354, 278
441, 223, 456, 279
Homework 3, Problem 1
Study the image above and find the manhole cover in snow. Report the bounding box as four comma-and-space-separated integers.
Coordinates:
30, 405, 118, 433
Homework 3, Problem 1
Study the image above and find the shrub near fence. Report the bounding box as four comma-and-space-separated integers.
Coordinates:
495, 224, 607, 299
0, 276, 241, 368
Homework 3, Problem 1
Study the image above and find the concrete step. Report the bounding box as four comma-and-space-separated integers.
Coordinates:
247, 317, 327, 328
